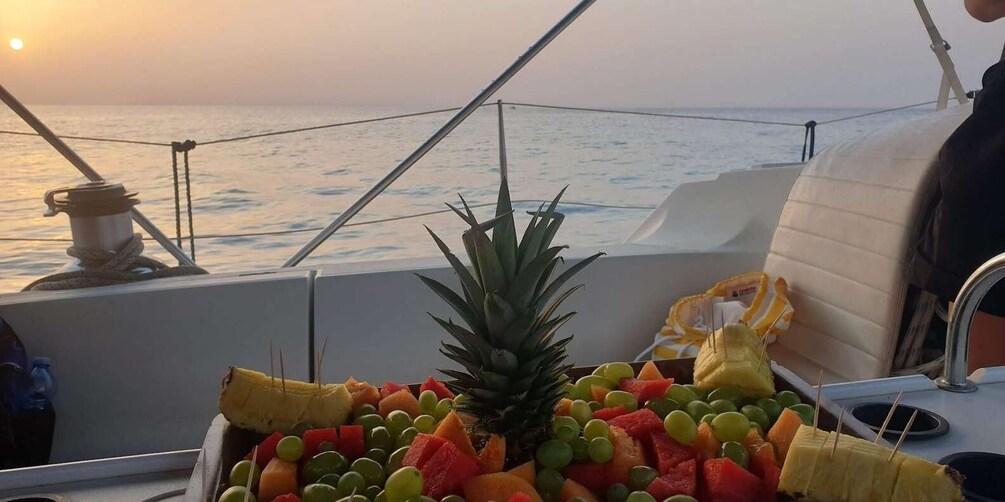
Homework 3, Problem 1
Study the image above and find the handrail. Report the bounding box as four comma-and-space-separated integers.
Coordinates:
281, 0, 599, 267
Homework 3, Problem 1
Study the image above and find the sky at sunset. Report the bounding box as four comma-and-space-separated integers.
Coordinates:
1, 0, 1002, 108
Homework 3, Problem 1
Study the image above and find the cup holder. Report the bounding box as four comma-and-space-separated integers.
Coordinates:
0, 496, 67, 502
939, 452, 1005, 502
850, 402, 949, 440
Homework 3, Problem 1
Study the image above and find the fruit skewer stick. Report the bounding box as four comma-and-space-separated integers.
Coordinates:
244, 445, 258, 502
316, 336, 329, 390
269, 339, 275, 388
720, 310, 728, 360
279, 349, 287, 398
708, 303, 717, 354
887, 409, 918, 462
873, 391, 904, 444
831, 407, 846, 457
812, 369, 823, 435
758, 310, 785, 370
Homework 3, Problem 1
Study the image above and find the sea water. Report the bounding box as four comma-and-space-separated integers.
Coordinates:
0, 104, 930, 292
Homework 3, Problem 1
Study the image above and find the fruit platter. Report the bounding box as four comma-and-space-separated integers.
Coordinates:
186, 181, 964, 501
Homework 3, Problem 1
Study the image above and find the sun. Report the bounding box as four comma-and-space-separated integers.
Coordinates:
9, 38, 24, 51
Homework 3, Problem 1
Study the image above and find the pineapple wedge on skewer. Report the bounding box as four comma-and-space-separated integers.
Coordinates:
219, 366, 353, 434
891, 454, 965, 502
693, 322, 775, 397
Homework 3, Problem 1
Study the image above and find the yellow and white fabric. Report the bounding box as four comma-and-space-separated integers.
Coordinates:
648, 271, 794, 360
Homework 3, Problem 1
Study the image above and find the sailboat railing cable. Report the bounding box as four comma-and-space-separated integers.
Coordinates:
816, 99, 939, 125
503, 102, 806, 127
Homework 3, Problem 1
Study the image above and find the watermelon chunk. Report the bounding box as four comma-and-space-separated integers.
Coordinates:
420, 440, 482, 499
617, 378, 674, 404
757, 464, 781, 502
272, 495, 301, 502
380, 381, 410, 399
646, 458, 697, 499
644, 430, 695, 474
563, 462, 610, 494
302, 427, 339, 459
507, 493, 534, 502
337, 425, 365, 461
245, 432, 283, 469
607, 409, 664, 439
702, 458, 763, 502
420, 376, 456, 400
593, 406, 628, 421
403, 433, 448, 470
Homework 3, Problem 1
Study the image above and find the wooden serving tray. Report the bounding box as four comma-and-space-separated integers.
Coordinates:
183, 358, 875, 501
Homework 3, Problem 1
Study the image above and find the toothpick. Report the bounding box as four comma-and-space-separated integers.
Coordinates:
245, 445, 258, 502
812, 369, 823, 434
279, 349, 287, 398
874, 391, 903, 443
708, 303, 717, 354
831, 407, 845, 457
757, 335, 769, 370
720, 311, 728, 360
269, 339, 275, 388
765, 309, 786, 336
887, 409, 918, 462
316, 336, 329, 390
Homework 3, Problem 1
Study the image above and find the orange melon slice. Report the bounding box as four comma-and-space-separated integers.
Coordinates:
637, 360, 665, 381
477, 434, 506, 474
555, 398, 573, 416
591, 385, 612, 403
559, 478, 601, 502
345, 377, 381, 411
433, 411, 478, 458
766, 407, 803, 462
378, 388, 421, 418
258, 457, 298, 502
608, 425, 647, 486
694, 422, 722, 465
462, 472, 542, 502
508, 460, 536, 485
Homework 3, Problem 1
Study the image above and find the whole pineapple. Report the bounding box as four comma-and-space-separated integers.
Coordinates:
418, 178, 603, 462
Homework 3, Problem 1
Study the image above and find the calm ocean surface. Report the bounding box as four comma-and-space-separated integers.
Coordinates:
0, 104, 930, 292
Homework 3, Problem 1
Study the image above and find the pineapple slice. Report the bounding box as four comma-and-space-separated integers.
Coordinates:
891, 454, 963, 502
841, 436, 878, 502
808, 431, 854, 501
693, 322, 775, 397
219, 366, 353, 434
778, 425, 830, 497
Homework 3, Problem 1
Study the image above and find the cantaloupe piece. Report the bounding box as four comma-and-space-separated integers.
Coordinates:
559, 478, 601, 502
637, 360, 665, 381
767, 407, 804, 462
345, 377, 381, 411
477, 434, 506, 474
555, 398, 573, 416
378, 388, 421, 418
591, 384, 612, 403
258, 457, 298, 502
462, 472, 543, 502
508, 460, 536, 485
694, 422, 722, 465
433, 411, 478, 458
608, 425, 647, 486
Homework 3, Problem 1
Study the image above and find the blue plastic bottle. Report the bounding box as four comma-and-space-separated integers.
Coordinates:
29, 357, 57, 407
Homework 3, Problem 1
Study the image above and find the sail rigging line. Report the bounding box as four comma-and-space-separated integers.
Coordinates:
0, 129, 171, 146
503, 102, 806, 127
816, 99, 939, 125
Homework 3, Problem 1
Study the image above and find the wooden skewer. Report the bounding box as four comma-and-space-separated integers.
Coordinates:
887, 409, 918, 462
269, 339, 275, 388
873, 391, 904, 443
709, 303, 717, 354
757, 335, 769, 370
244, 445, 258, 502
316, 336, 329, 390
720, 311, 728, 359
812, 369, 823, 434
831, 407, 845, 457
279, 349, 287, 398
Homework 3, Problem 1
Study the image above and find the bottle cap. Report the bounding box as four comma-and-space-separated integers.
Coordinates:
32, 356, 51, 366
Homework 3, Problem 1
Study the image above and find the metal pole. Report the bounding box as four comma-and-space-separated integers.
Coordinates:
497, 99, 508, 182
0, 84, 196, 266
282, 0, 597, 267
913, 0, 968, 105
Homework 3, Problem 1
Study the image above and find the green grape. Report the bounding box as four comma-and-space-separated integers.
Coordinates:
418, 390, 439, 415
318, 440, 337, 453
366, 448, 388, 465
555, 425, 578, 443
570, 436, 590, 461
576, 375, 613, 400
707, 387, 744, 407
218, 486, 256, 502
741, 405, 770, 432
589, 400, 604, 412
433, 399, 453, 421
711, 412, 750, 443
291, 421, 315, 438
583, 419, 610, 441
356, 403, 379, 417
644, 397, 680, 419
709, 399, 737, 414
720, 441, 749, 469
593, 363, 610, 376
386, 411, 414, 438
569, 400, 594, 426
536, 439, 574, 470
535, 468, 565, 495
365, 485, 383, 499
336, 471, 366, 497
453, 393, 469, 408
749, 423, 764, 437
317, 473, 341, 487
562, 382, 581, 401
338, 495, 368, 502
441, 496, 465, 502
587, 436, 614, 463
405, 497, 436, 502
396, 427, 419, 449
384, 466, 423, 502
684, 401, 715, 423
624, 491, 656, 502
604, 391, 638, 412
627, 465, 658, 491
682, 384, 708, 400
367, 426, 394, 451
606, 483, 630, 502
413, 414, 436, 434
700, 414, 717, 426
756, 398, 783, 424
303, 451, 349, 483
351, 457, 386, 487
775, 390, 801, 408
788, 404, 815, 425
386, 446, 409, 475
552, 416, 582, 437
603, 362, 636, 385
568, 498, 588, 502
666, 496, 699, 502
354, 414, 386, 433
276, 436, 304, 462
228, 460, 261, 489
663, 410, 698, 445
665, 384, 699, 406
302, 483, 338, 502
